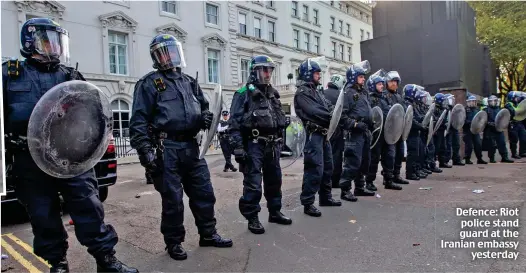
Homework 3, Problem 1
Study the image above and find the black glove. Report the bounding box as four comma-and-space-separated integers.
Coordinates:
201, 110, 214, 129
138, 146, 157, 171
354, 121, 368, 132
233, 148, 247, 163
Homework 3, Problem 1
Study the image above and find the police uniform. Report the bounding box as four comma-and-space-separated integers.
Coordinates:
433, 104, 451, 168
505, 100, 526, 158
385, 90, 411, 184
463, 105, 486, 164
444, 103, 464, 166
129, 34, 232, 261
3, 18, 137, 273
404, 94, 426, 180
483, 101, 513, 163
419, 102, 442, 173
323, 82, 344, 189
217, 111, 237, 172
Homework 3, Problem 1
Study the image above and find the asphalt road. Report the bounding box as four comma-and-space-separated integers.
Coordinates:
2, 154, 525, 273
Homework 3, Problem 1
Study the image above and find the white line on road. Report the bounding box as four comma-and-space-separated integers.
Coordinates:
117, 180, 134, 185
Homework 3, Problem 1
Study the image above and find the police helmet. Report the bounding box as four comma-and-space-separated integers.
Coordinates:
444, 93, 455, 107
20, 18, 70, 64
298, 58, 322, 84
365, 69, 386, 93
467, 95, 477, 107
248, 55, 275, 85
150, 34, 186, 71
329, 74, 346, 90
488, 95, 498, 107
434, 93, 448, 109
507, 91, 520, 102
345, 60, 371, 86
385, 71, 402, 90
403, 84, 425, 101
222, 110, 229, 116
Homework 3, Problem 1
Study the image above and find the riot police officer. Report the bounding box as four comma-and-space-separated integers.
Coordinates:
323, 74, 346, 189
403, 84, 427, 180
463, 95, 487, 164
384, 71, 410, 185
130, 34, 232, 260
443, 94, 465, 166
365, 70, 401, 190
433, 94, 451, 168
339, 60, 376, 202
295, 58, 343, 217
483, 95, 514, 163
217, 110, 238, 172
229, 55, 292, 233
2, 18, 138, 273
505, 91, 526, 159
416, 91, 441, 173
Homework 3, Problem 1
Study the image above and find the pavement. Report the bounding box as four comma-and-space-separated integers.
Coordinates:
1, 154, 525, 273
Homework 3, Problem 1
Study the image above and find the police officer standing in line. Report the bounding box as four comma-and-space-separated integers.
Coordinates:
365, 70, 401, 191
384, 71, 410, 185
3, 18, 138, 273
339, 60, 376, 202
130, 34, 232, 260
295, 58, 343, 217
505, 91, 526, 159
403, 84, 428, 181
463, 95, 487, 164
483, 95, 514, 163
433, 94, 451, 168
444, 94, 465, 166
217, 110, 238, 172
229, 55, 292, 233
323, 74, 346, 189
416, 91, 442, 173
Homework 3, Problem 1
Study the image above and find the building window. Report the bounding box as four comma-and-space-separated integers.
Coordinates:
338, 3, 342, 10
347, 46, 352, 62
346, 23, 350, 36
268, 21, 275, 42
26, 14, 40, 20
161, 1, 177, 14
331, 41, 336, 58
293, 29, 299, 48
292, 1, 298, 16
366, 15, 369, 22
304, 32, 310, 51
313, 9, 319, 24
360, 29, 364, 40
314, 36, 320, 53
207, 49, 220, 83
338, 20, 343, 33
111, 99, 130, 138
239, 13, 247, 35
108, 31, 128, 75
330, 17, 335, 31
330, 1, 334, 6
206, 3, 219, 25
302, 5, 308, 21
367, 31, 371, 39
268, 1, 274, 8
272, 65, 280, 86
339, 44, 344, 60
346, 4, 349, 13
360, 11, 363, 18
240, 59, 250, 84
254, 18, 261, 38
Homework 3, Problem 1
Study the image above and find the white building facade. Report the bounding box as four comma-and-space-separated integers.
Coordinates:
1, 0, 372, 138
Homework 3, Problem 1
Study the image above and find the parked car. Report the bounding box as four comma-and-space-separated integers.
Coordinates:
1, 134, 117, 204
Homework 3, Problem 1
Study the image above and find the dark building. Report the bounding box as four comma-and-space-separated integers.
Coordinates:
361, 1, 496, 98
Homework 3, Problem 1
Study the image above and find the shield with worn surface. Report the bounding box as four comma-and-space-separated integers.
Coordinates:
513, 100, 526, 121
426, 116, 434, 146
450, 104, 466, 130
383, 103, 405, 145
433, 109, 448, 135
327, 87, 344, 140
199, 84, 223, 159
422, 103, 436, 127
444, 111, 452, 136
27, 80, 113, 178
495, 108, 511, 132
281, 116, 306, 168
370, 106, 384, 148
470, 111, 488, 134
401, 105, 414, 141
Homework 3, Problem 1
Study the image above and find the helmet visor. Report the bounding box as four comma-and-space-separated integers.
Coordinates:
33, 28, 70, 64
151, 40, 186, 70
353, 60, 371, 75
255, 66, 274, 84
386, 71, 401, 82
488, 98, 498, 107
446, 95, 455, 106
467, 100, 477, 107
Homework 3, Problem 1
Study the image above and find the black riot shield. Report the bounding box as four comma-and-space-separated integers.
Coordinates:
27, 80, 113, 178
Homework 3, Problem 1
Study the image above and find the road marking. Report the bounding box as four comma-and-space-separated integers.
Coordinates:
118, 179, 134, 185
1, 237, 41, 273
4, 233, 51, 268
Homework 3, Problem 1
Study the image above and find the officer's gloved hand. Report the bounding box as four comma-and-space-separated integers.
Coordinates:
201, 110, 214, 129
138, 146, 157, 171
233, 147, 247, 163
354, 121, 368, 132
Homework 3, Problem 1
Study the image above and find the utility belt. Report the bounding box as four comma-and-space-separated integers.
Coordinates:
305, 121, 328, 135
5, 134, 29, 152
247, 128, 282, 144
159, 132, 196, 142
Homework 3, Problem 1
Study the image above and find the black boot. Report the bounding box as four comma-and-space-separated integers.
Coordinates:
393, 175, 410, 184
439, 162, 452, 168
423, 168, 433, 174
341, 189, 358, 202
512, 154, 521, 159
96, 252, 139, 272
166, 244, 187, 261
520, 153, 526, 157
50, 257, 69, 273
230, 165, 238, 172
247, 216, 265, 234
501, 157, 514, 163
429, 165, 443, 173
319, 197, 342, 207
354, 187, 375, 196
477, 158, 488, 164
384, 178, 403, 190
489, 158, 497, 163
406, 173, 420, 181
417, 170, 427, 178
304, 204, 322, 217
199, 233, 233, 247
366, 182, 377, 192
465, 158, 474, 164
269, 211, 292, 225
453, 160, 465, 166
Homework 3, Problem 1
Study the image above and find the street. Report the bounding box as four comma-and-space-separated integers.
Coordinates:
1, 154, 525, 272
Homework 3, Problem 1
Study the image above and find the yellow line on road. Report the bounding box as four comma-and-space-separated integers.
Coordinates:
4, 233, 51, 268
1, 237, 41, 273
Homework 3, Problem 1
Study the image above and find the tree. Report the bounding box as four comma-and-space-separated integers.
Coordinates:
469, 1, 526, 93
